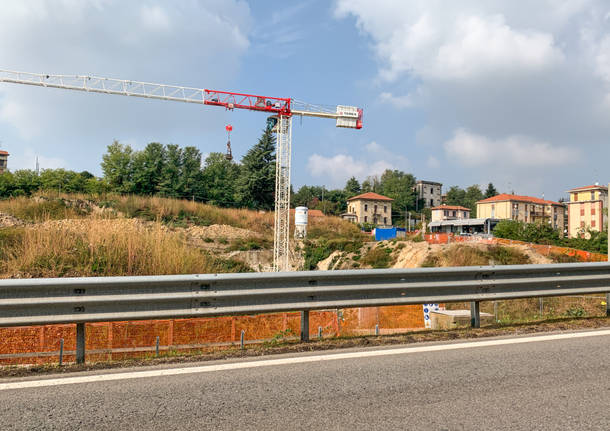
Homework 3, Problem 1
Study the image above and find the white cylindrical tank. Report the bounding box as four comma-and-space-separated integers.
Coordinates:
295, 206, 308, 225
294, 206, 308, 239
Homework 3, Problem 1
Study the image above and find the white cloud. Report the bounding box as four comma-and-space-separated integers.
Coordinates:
140, 5, 171, 32
336, 1, 563, 82
307, 153, 394, 188
443, 129, 578, 168
379, 92, 414, 108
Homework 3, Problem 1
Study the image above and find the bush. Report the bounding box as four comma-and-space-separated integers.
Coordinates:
493, 219, 607, 254
361, 246, 393, 268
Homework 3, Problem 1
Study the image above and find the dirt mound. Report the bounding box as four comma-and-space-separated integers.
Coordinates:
35, 218, 156, 235
0, 213, 24, 228
392, 241, 436, 268
187, 224, 261, 241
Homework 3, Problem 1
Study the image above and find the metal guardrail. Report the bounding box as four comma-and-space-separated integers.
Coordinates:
2, 262, 610, 363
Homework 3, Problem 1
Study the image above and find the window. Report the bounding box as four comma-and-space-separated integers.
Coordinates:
581, 221, 585, 228
364, 204, 368, 211
574, 194, 578, 201
591, 208, 596, 215
580, 208, 585, 216
452, 211, 456, 217
591, 191, 595, 200
430, 199, 434, 206
491, 204, 495, 218
463, 211, 467, 218
374, 204, 378, 213
384, 206, 387, 213
364, 216, 368, 222
592, 220, 596, 228
384, 217, 387, 224
444, 210, 448, 217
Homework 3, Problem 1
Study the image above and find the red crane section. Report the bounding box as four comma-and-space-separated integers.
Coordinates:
204, 90, 291, 116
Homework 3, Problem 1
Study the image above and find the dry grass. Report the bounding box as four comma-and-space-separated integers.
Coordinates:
0, 220, 251, 278
422, 244, 530, 267
307, 215, 367, 241
104, 195, 274, 236
0, 195, 92, 222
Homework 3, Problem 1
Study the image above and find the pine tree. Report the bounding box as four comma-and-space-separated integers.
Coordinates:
344, 176, 361, 197
236, 128, 276, 209
484, 182, 498, 198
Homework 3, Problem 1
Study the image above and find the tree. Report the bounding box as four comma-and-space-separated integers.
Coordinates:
158, 144, 183, 197
464, 185, 484, 216
101, 141, 133, 193
12, 170, 41, 196
445, 186, 466, 207
201, 152, 240, 206
236, 128, 276, 209
344, 177, 361, 197
180, 146, 204, 198
379, 169, 416, 213
484, 183, 498, 198
131, 143, 166, 195
361, 175, 381, 193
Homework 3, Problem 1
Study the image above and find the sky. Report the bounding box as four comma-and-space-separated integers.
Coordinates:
1, 0, 609, 201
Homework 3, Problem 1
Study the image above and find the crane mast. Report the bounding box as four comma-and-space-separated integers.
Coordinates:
0, 70, 362, 272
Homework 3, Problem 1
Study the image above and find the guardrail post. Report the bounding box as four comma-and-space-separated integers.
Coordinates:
470, 301, 480, 328
606, 293, 610, 317
301, 310, 309, 342
155, 336, 160, 357
76, 323, 85, 364
59, 338, 64, 366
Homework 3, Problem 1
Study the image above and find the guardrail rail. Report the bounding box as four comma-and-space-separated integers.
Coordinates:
1, 262, 610, 363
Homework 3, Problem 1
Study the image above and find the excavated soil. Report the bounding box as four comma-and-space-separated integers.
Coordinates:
0, 212, 24, 227
187, 224, 262, 241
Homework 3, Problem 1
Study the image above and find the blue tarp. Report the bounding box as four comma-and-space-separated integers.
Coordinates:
374, 227, 396, 241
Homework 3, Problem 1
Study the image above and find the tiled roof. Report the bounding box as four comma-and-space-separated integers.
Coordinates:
567, 184, 608, 192
477, 193, 562, 206
0, 151, 9, 156
431, 205, 470, 211
347, 192, 394, 202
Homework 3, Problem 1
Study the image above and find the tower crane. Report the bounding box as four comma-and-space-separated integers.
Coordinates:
0, 69, 363, 272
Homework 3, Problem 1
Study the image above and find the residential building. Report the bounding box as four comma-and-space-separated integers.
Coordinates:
431, 205, 470, 222
342, 192, 393, 226
476, 193, 565, 231
428, 218, 499, 234
566, 184, 608, 238
415, 180, 442, 208
0, 151, 8, 174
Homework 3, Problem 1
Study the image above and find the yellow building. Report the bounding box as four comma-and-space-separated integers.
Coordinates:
342, 192, 393, 227
430, 205, 470, 222
566, 184, 608, 238
476, 193, 565, 231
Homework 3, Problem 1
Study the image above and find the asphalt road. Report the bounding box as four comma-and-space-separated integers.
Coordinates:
1, 330, 610, 430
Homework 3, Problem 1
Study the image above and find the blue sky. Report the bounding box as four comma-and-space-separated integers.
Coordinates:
1, 1, 610, 201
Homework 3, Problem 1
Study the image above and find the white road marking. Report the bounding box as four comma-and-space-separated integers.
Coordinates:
1, 329, 609, 391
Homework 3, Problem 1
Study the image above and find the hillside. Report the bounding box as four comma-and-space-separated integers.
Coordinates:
0, 192, 590, 279
0, 193, 366, 277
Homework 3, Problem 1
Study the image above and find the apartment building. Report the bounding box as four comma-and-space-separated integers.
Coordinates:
0, 151, 8, 174
566, 184, 608, 238
415, 180, 442, 208
476, 193, 565, 231
342, 192, 393, 227
430, 205, 470, 222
